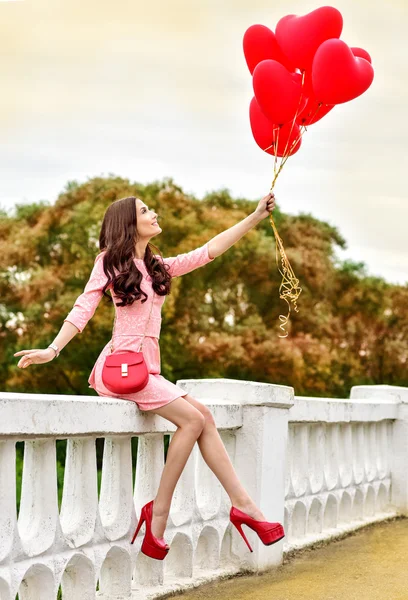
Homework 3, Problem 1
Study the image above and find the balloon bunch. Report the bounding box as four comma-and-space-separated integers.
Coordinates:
244, 5, 374, 337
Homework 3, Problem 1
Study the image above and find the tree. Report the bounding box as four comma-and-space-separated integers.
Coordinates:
2, 175, 407, 398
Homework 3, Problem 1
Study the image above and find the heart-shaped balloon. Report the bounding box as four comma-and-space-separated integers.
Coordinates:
275, 6, 343, 71
253, 59, 304, 125
249, 97, 302, 157
243, 24, 295, 73
312, 39, 374, 104
351, 46, 372, 64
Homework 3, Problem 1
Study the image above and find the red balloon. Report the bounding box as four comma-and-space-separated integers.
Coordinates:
249, 97, 302, 157
312, 39, 374, 104
296, 96, 334, 126
253, 59, 304, 125
243, 24, 295, 73
351, 47, 372, 64
275, 6, 343, 71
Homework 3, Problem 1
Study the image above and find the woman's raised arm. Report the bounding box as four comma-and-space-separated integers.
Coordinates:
205, 192, 275, 258
14, 252, 110, 368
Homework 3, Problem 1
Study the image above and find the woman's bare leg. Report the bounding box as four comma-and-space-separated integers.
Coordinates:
183, 394, 267, 521
143, 396, 206, 539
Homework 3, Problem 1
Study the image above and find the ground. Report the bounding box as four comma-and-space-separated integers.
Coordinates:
170, 516, 408, 600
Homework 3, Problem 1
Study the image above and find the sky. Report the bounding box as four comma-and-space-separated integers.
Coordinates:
1, 0, 407, 284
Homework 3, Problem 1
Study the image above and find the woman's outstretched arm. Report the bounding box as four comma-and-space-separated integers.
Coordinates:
160, 192, 275, 277
14, 320, 80, 368
207, 192, 275, 259
49, 321, 80, 354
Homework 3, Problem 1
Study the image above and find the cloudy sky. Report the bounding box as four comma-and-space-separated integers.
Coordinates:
1, 0, 407, 284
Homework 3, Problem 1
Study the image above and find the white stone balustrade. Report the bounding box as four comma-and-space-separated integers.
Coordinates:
0, 381, 406, 600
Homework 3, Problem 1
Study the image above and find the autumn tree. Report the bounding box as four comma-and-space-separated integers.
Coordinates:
1, 175, 406, 397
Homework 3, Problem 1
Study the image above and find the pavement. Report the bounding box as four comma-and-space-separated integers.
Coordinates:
171, 516, 408, 600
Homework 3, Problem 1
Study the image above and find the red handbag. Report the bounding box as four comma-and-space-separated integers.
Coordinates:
102, 291, 155, 394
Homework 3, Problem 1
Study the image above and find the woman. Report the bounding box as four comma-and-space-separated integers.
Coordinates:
14, 192, 284, 560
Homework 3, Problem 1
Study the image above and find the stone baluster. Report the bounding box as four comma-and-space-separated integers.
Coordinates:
351, 384, 408, 516
60, 437, 98, 547
99, 435, 133, 540
0, 441, 16, 563
18, 439, 59, 556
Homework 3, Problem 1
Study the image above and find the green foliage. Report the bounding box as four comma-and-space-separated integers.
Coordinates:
2, 175, 407, 400
13, 200, 51, 226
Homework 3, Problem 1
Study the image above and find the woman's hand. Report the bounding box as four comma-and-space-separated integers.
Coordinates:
14, 348, 56, 368
254, 192, 276, 220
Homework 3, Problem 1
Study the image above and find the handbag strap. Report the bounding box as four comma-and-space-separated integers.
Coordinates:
110, 289, 155, 354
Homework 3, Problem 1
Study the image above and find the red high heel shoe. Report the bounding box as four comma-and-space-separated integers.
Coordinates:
230, 506, 285, 553
130, 500, 170, 560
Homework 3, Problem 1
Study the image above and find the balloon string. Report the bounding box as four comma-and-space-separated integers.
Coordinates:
279, 123, 306, 170
266, 72, 307, 337
262, 81, 325, 336
274, 126, 279, 175
263, 125, 281, 176
268, 205, 302, 338
307, 102, 323, 125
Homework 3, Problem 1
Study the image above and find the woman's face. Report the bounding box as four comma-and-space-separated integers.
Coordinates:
135, 198, 161, 239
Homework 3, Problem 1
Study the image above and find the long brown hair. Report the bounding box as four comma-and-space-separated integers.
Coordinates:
98, 196, 172, 307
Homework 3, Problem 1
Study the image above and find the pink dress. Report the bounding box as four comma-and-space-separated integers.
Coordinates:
63, 242, 215, 411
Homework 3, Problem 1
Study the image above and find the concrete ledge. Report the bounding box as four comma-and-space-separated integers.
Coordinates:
350, 384, 408, 403
291, 396, 398, 422
176, 378, 295, 408
0, 392, 243, 437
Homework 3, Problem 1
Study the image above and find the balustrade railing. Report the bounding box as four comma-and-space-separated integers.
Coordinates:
0, 381, 405, 600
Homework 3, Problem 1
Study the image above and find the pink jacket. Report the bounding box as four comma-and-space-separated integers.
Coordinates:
64, 242, 215, 339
